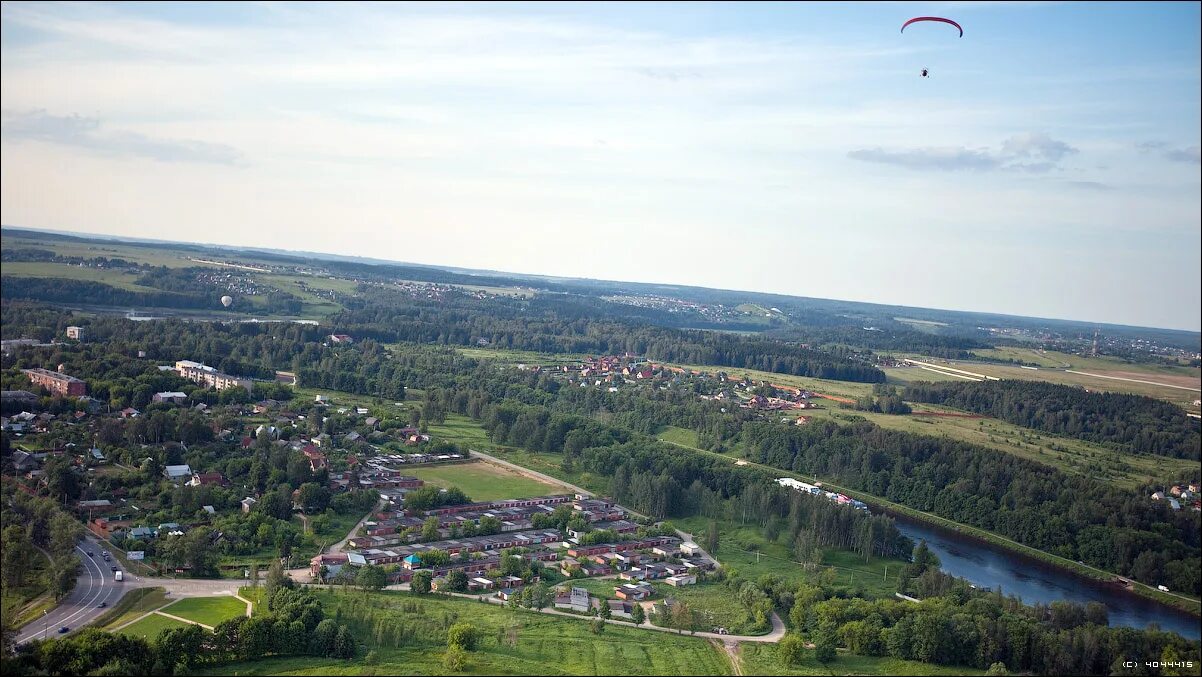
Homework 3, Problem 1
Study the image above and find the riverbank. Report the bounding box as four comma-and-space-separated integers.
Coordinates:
818, 481, 1202, 618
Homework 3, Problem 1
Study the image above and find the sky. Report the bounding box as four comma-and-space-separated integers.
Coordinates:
2, 2, 1199, 331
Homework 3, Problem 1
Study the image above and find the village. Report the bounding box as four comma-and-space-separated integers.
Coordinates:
1, 343, 749, 637
516, 352, 833, 425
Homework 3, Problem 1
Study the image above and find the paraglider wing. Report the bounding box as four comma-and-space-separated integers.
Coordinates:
900, 17, 963, 37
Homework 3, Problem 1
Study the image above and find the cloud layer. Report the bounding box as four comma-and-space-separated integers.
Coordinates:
2, 109, 242, 165
848, 133, 1078, 173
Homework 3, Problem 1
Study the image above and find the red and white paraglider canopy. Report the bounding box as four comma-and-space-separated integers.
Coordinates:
900, 16, 963, 37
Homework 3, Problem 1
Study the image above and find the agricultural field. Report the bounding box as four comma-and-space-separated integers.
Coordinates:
0, 261, 157, 292
974, 346, 1200, 376
895, 353, 1200, 406
1, 235, 202, 268
882, 365, 971, 386
164, 595, 248, 626
739, 645, 984, 676
405, 460, 569, 501
117, 613, 192, 640
195, 589, 733, 676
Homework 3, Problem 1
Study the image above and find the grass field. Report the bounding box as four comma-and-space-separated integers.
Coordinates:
406, 461, 567, 501
164, 595, 248, 626
0, 261, 159, 291
974, 346, 1200, 377
655, 426, 701, 448
457, 346, 588, 366
896, 352, 1200, 405
739, 645, 984, 676
95, 588, 171, 630
117, 612, 191, 640
2, 235, 200, 268
671, 517, 906, 600
196, 589, 732, 676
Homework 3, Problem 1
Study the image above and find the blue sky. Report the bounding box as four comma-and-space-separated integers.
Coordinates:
2, 1, 1199, 330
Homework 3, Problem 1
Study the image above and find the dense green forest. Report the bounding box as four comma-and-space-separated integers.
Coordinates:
905, 380, 1201, 460
766, 325, 992, 359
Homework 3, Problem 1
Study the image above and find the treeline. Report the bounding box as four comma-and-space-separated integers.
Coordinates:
3, 585, 356, 675
0, 247, 152, 272
905, 380, 1201, 460
767, 325, 992, 359
0, 485, 84, 606
785, 544, 1201, 675
1, 277, 227, 311
740, 419, 1202, 595
334, 290, 885, 382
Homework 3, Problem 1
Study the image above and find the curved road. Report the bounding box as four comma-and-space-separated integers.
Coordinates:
16, 534, 264, 646
16, 535, 124, 645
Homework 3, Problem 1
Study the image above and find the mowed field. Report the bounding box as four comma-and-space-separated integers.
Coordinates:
194, 590, 733, 676
165, 595, 248, 626
405, 460, 569, 501
117, 613, 192, 640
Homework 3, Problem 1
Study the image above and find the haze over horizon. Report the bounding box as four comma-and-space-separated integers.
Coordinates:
2, 2, 1199, 331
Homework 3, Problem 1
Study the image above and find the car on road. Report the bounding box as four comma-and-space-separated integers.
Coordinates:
58, 627, 69, 634
87, 551, 94, 557
110, 566, 119, 572
98, 602, 107, 608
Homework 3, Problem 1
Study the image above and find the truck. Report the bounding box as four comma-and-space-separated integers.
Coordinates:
114, 571, 123, 582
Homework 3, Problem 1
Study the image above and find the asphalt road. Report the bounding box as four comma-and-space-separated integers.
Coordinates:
15, 533, 258, 646
15, 535, 127, 645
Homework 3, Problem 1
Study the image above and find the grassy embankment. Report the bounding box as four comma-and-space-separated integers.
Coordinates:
94, 587, 171, 630
739, 644, 985, 676
5, 547, 55, 629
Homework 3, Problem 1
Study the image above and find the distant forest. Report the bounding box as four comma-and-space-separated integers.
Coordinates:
905, 380, 1201, 460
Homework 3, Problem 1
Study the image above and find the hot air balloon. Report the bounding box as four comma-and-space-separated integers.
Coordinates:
220, 295, 233, 308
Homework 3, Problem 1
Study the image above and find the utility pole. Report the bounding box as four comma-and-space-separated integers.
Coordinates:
883, 565, 888, 583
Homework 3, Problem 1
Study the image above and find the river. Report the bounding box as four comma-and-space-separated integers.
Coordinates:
890, 514, 1201, 640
